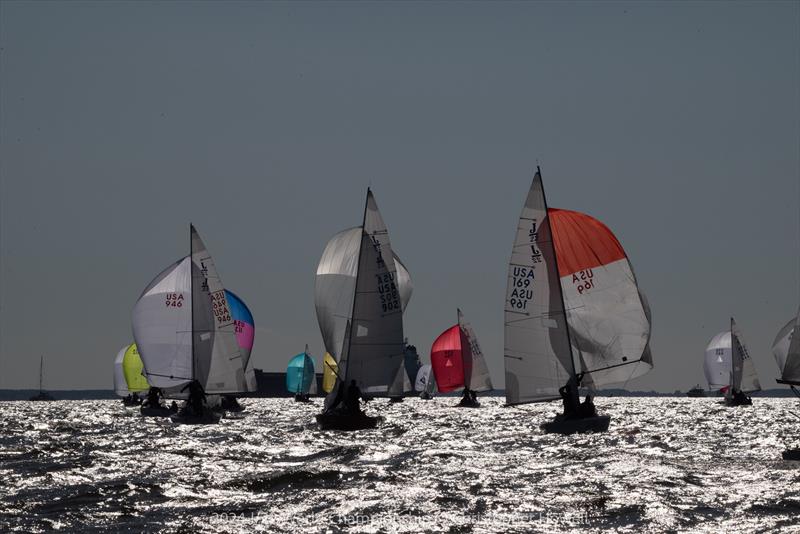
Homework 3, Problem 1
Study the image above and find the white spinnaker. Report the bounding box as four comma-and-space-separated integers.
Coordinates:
458, 309, 493, 392
773, 310, 800, 384
731, 319, 761, 393
415, 364, 435, 393
190, 227, 246, 393
503, 171, 574, 405
133, 257, 193, 389
339, 190, 405, 394
704, 331, 732, 390
113, 345, 128, 396
315, 227, 413, 364
548, 209, 652, 388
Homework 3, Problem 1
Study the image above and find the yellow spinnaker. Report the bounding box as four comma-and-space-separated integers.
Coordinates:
123, 344, 150, 393
322, 352, 338, 393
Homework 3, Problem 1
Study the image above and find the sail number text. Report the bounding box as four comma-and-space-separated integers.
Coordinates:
376, 272, 400, 313
211, 290, 232, 325
165, 293, 184, 307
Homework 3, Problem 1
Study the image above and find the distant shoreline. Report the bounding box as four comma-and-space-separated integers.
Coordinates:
0, 388, 796, 401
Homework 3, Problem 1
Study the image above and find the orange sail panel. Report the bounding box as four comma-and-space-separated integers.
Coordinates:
430, 325, 467, 393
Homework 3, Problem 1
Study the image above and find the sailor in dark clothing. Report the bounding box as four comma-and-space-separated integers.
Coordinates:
145, 387, 163, 409
559, 374, 581, 418
345, 380, 363, 414
578, 394, 597, 418
181, 380, 207, 416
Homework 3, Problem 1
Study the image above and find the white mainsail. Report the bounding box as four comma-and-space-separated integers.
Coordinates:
337, 190, 405, 394
504, 170, 575, 405
113, 345, 129, 396
315, 227, 413, 364
773, 309, 800, 385
132, 226, 246, 394
388, 360, 413, 397
457, 309, 493, 392
731, 318, 761, 393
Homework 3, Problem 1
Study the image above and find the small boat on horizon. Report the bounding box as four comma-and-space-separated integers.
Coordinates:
29, 356, 54, 402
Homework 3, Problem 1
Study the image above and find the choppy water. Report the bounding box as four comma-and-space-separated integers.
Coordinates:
1, 397, 799, 533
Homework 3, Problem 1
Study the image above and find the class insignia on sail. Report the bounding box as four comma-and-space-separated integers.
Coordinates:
132, 225, 248, 424
415, 364, 437, 399
431, 309, 492, 407
504, 167, 653, 434
314, 189, 405, 430
705, 318, 761, 406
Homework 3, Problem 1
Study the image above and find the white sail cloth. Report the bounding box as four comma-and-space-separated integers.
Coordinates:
773, 310, 800, 384
315, 226, 412, 365
415, 364, 436, 396
113, 345, 129, 396
504, 171, 652, 406
458, 309, 493, 392
132, 227, 246, 394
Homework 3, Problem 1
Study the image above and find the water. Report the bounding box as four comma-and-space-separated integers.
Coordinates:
1, 397, 799, 533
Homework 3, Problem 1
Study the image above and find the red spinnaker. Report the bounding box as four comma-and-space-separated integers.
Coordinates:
430, 325, 467, 393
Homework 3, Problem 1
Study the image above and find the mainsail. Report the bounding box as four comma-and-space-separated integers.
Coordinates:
315, 227, 412, 364
503, 169, 652, 406
132, 226, 246, 394
731, 318, 761, 393
332, 190, 405, 395
388, 359, 413, 397
773, 309, 800, 385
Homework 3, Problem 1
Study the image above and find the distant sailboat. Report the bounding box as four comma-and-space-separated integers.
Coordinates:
286, 345, 316, 402
315, 189, 405, 430
29, 356, 54, 401
773, 308, 800, 391
503, 168, 652, 433
774, 307, 800, 460
431, 309, 492, 407
113, 343, 148, 405
132, 225, 247, 424
388, 359, 413, 402
704, 318, 761, 406
415, 364, 437, 399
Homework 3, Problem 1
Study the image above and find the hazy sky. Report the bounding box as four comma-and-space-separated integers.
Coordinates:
1, 1, 798, 391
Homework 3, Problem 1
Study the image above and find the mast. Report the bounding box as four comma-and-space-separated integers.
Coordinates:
190, 223, 195, 383
730, 316, 735, 392
341, 189, 370, 387
537, 167, 580, 383
39, 355, 43, 393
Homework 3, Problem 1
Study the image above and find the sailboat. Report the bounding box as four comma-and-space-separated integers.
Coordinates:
388, 358, 413, 402
704, 318, 761, 406
29, 356, 54, 401
113, 343, 149, 405
314, 189, 405, 430
132, 225, 247, 424
286, 346, 317, 401
773, 308, 800, 460
415, 364, 437, 399
504, 168, 653, 434
430, 309, 493, 407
